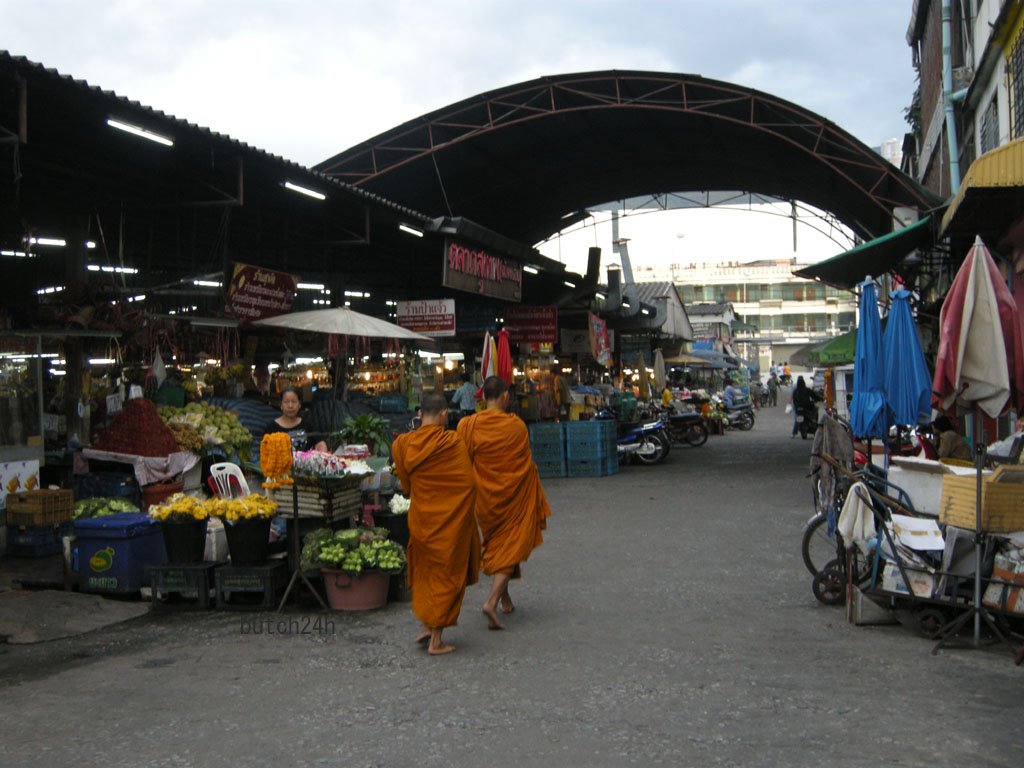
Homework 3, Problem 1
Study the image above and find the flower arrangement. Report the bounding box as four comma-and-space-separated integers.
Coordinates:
207, 493, 278, 522
260, 432, 294, 489
291, 450, 373, 478
301, 526, 405, 574
149, 492, 209, 522
388, 494, 410, 515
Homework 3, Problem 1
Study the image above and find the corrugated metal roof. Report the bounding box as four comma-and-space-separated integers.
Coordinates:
941, 135, 1024, 235
0, 51, 431, 223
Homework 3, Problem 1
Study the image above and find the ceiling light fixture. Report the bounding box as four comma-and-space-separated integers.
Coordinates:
283, 181, 326, 200
106, 118, 174, 146
398, 224, 424, 237
193, 280, 223, 288
297, 282, 325, 290
523, 265, 539, 275
27, 237, 66, 247
563, 281, 576, 288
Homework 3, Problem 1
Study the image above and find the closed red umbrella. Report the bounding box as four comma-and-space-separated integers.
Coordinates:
496, 329, 513, 386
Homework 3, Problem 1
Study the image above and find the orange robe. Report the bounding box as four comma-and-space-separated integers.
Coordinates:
457, 409, 551, 577
391, 424, 481, 629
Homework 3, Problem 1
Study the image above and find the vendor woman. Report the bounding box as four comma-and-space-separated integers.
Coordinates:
264, 387, 328, 452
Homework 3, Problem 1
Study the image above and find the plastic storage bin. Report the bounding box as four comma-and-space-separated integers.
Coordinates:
73, 512, 167, 594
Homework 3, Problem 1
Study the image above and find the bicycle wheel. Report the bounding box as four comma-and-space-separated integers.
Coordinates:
801, 512, 836, 576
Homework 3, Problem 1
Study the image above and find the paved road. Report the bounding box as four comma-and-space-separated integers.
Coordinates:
1, 405, 1021, 767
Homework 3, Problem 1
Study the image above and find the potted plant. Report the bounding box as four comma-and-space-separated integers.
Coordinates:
148, 492, 210, 564
334, 413, 392, 456
302, 526, 405, 610
209, 494, 279, 566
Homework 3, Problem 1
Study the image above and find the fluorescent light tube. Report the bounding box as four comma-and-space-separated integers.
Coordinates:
106, 118, 174, 146
284, 181, 326, 200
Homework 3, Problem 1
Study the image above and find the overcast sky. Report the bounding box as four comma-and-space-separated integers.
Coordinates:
5, 0, 918, 269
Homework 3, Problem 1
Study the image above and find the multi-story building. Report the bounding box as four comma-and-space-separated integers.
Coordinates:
670, 258, 858, 369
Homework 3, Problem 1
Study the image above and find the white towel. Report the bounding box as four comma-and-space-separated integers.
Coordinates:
837, 482, 877, 554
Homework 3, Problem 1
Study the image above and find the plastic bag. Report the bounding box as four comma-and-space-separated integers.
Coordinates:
785, 403, 793, 414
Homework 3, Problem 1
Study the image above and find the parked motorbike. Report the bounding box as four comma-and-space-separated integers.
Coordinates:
662, 409, 709, 447
595, 408, 670, 464
711, 394, 755, 431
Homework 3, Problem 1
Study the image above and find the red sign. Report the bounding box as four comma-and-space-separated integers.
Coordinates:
226, 263, 297, 325
396, 298, 456, 337
505, 306, 557, 344
588, 311, 613, 367
442, 239, 522, 302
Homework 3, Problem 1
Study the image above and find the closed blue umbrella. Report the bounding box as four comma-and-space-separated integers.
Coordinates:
849, 278, 886, 438
882, 288, 932, 426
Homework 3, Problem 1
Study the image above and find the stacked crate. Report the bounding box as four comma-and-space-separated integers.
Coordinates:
528, 422, 566, 479
565, 420, 618, 477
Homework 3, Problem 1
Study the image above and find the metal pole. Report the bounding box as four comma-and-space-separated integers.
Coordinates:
973, 409, 983, 647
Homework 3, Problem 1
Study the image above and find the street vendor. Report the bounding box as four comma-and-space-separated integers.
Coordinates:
933, 415, 972, 461
263, 387, 328, 452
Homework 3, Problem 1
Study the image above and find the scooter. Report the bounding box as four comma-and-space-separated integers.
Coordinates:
595, 408, 670, 464
795, 402, 819, 439
662, 409, 709, 447
711, 394, 755, 431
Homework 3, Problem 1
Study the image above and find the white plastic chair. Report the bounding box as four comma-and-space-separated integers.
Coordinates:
209, 462, 250, 498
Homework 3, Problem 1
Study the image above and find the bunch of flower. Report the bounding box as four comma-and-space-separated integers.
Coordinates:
311, 527, 405, 575
207, 493, 278, 522
167, 421, 203, 453
291, 450, 373, 478
260, 432, 294, 489
148, 492, 208, 522
388, 494, 410, 515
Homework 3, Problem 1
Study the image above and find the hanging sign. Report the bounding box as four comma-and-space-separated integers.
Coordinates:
396, 298, 456, 337
505, 306, 557, 345
226, 262, 298, 325
442, 239, 522, 302
588, 312, 614, 367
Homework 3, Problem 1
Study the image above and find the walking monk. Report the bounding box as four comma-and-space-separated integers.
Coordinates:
391, 392, 481, 655
457, 375, 551, 630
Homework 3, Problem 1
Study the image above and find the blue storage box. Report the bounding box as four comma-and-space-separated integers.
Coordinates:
73, 513, 167, 594
7, 522, 73, 557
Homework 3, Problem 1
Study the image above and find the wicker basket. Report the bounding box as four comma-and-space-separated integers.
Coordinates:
939, 465, 1024, 533
6, 489, 73, 527
271, 474, 363, 522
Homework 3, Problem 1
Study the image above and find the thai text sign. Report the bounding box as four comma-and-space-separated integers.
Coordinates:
396, 298, 456, 337
227, 262, 297, 324
505, 306, 557, 345
442, 239, 522, 302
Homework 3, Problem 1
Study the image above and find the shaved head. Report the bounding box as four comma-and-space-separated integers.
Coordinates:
482, 376, 508, 402
421, 392, 449, 415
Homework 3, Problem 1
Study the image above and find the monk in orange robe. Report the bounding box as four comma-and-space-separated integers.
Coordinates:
457, 375, 551, 630
392, 392, 481, 655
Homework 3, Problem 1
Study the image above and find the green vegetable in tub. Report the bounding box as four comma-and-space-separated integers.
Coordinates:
72, 497, 140, 519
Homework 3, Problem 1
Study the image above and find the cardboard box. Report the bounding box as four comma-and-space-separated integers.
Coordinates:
939, 465, 1024, 533
881, 561, 935, 598
982, 553, 1024, 614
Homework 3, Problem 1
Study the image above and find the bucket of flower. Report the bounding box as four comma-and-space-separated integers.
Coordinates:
149, 492, 210, 564
301, 526, 405, 611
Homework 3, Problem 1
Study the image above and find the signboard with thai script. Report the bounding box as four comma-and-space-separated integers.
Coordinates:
443, 239, 522, 302
226, 262, 297, 325
505, 306, 557, 345
396, 298, 456, 338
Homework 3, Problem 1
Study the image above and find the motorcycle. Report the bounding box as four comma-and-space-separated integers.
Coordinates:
795, 402, 819, 439
661, 408, 709, 447
595, 408, 670, 464
711, 394, 755, 431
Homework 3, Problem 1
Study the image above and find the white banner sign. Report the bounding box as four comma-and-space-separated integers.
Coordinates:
396, 298, 457, 338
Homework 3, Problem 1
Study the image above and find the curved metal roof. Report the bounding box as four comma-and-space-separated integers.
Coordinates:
317, 70, 942, 245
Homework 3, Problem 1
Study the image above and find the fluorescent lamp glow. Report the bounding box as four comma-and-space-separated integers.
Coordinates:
88, 265, 138, 274
385, 300, 397, 306
563, 281, 576, 288
28, 237, 67, 247
344, 290, 369, 298
295, 357, 324, 365
297, 282, 325, 290
127, 295, 146, 302
398, 224, 424, 237
87, 265, 100, 272
560, 211, 577, 220
106, 118, 174, 146
86, 240, 97, 249
1, 250, 29, 257
641, 308, 651, 315
193, 280, 223, 288
88, 358, 116, 365
36, 285, 65, 295
595, 292, 607, 300
523, 265, 539, 275
49, 369, 66, 376
283, 181, 326, 200
344, 300, 352, 307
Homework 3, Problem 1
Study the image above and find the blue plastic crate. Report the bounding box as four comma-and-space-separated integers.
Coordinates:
530, 442, 565, 461
7, 522, 73, 557
74, 471, 142, 508
534, 458, 566, 479
565, 440, 615, 460
529, 422, 565, 442
566, 420, 615, 436
567, 456, 619, 478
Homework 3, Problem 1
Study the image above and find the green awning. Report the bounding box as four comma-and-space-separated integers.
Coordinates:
806, 329, 856, 365
793, 214, 937, 290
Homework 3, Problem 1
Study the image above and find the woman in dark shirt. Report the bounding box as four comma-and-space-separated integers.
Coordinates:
263, 387, 327, 452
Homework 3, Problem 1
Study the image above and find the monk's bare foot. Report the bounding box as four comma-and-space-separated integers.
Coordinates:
499, 594, 515, 614
482, 604, 504, 630
428, 642, 456, 655
414, 630, 431, 645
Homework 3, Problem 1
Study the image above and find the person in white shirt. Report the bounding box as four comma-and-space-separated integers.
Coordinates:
451, 373, 478, 419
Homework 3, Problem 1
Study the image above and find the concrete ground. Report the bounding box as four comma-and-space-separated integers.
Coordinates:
0, 404, 1021, 768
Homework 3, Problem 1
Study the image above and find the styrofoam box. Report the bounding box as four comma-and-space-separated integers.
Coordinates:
881, 561, 935, 598
888, 456, 984, 516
